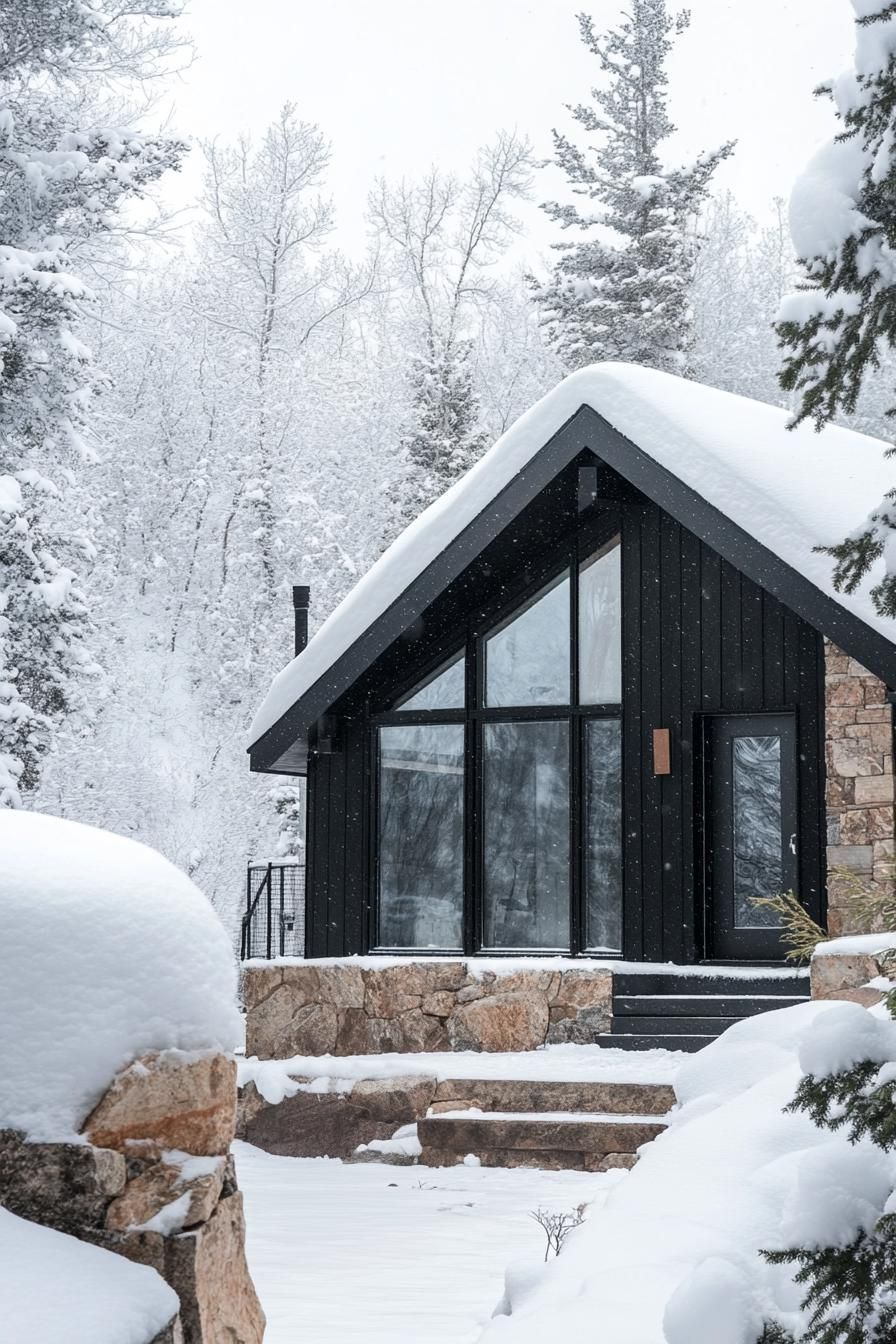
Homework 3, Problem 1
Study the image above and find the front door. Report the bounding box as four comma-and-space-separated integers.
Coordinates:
703, 713, 798, 961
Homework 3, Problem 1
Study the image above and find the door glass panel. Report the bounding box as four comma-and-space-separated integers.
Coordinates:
377, 725, 464, 948
395, 651, 465, 711
585, 718, 623, 952
579, 539, 622, 704
732, 734, 785, 928
484, 571, 570, 707
482, 720, 569, 949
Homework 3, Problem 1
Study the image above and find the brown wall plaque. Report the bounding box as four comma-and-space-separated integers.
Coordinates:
653, 727, 671, 776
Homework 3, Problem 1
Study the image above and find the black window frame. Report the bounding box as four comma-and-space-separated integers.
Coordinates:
368, 510, 624, 957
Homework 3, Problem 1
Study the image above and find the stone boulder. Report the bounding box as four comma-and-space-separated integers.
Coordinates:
335, 1007, 449, 1055
242, 1074, 436, 1158
82, 1052, 237, 1158
447, 991, 549, 1052
150, 1324, 184, 1344
105, 1156, 226, 1234
0, 1129, 125, 1235
165, 1193, 265, 1344
244, 963, 366, 1057
810, 951, 886, 1006
546, 969, 613, 1043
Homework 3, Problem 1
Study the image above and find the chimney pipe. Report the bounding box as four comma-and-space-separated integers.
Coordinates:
292, 584, 310, 656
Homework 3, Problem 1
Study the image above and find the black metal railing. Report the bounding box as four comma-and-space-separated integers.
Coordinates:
240, 861, 306, 960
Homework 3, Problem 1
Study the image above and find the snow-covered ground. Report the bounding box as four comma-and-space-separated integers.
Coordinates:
238, 1000, 896, 1344
476, 999, 896, 1344
236, 1140, 615, 1343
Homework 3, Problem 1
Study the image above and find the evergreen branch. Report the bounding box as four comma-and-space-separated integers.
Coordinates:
749, 891, 827, 962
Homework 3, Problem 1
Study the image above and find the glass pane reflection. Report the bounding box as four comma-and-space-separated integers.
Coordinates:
482, 720, 569, 949
579, 540, 621, 704
732, 734, 784, 929
396, 652, 465, 711
378, 724, 464, 948
484, 572, 570, 707
585, 718, 623, 952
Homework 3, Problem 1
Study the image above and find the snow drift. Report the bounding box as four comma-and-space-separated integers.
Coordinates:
0, 811, 242, 1141
479, 999, 896, 1344
0, 1205, 179, 1344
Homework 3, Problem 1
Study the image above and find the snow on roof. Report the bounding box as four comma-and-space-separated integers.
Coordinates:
249, 361, 896, 747
0, 811, 242, 1141
0, 1205, 179, 1344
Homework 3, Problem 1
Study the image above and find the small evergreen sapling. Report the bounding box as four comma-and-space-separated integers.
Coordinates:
399, 347, 488, 517
536, 3, 733, 372
777, 2, 896, 618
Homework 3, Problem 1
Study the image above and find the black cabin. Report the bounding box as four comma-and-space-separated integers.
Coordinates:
248, 365, 896, 966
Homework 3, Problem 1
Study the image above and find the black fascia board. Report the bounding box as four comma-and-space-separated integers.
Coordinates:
249, 403, 896, 774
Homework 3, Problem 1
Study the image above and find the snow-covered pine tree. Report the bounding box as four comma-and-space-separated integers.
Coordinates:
537, 5, 733, 372
777, 1, 896, 619
399, 345, 487, 514
268, 783, 305, 859
0, 0, 185, 805
757, 992, 896, 1344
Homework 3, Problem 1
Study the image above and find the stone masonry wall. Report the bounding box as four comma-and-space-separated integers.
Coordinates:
825, 642, 896, 936
244, 961, 613, 1058
0, 1052, 265, 1344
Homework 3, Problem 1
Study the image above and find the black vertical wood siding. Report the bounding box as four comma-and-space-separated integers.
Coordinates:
304, 471, 825, 961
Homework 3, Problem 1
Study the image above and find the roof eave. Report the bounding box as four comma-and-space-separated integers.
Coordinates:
249, 403, 896, 774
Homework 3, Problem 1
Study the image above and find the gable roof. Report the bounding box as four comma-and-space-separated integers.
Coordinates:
249, 362, 896, 772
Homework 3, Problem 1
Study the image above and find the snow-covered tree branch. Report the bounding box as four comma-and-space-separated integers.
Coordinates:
0, 0, 186, 805
777, 0, 896, 619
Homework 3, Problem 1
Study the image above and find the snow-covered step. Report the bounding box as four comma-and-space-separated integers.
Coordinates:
606, 969, 812, 1052
417, 1108, 669, 1172
597, 1033, 711, 1053
612, 970, 810, 998
613, 993, 809, 1019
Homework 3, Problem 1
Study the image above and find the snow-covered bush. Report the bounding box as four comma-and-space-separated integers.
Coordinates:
757, 1004, 896, 1342
0, 810, 241, 1140
777, 1, 896, 618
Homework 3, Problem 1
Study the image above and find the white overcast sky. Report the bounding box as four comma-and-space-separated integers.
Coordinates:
166, 0, 856, 261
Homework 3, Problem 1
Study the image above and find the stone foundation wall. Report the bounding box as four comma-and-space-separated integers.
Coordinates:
243, 960, 613, 1058
825, 643, 896, 936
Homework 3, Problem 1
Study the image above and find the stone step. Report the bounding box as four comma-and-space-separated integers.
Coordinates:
596, 1032, 710, 1053
613, 994, 809, 1019
428, 1077, 676, 1117
610, 1014, 746, 1036
417, 1109, 669, 1172
612, 971, 810, 998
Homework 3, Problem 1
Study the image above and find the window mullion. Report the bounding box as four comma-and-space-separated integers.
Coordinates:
465, 629, 479, 956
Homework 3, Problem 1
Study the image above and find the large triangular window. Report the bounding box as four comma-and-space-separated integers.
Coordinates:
579, 538, 621, 704
484, 570, 570, 707
394, 651, 465, 711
